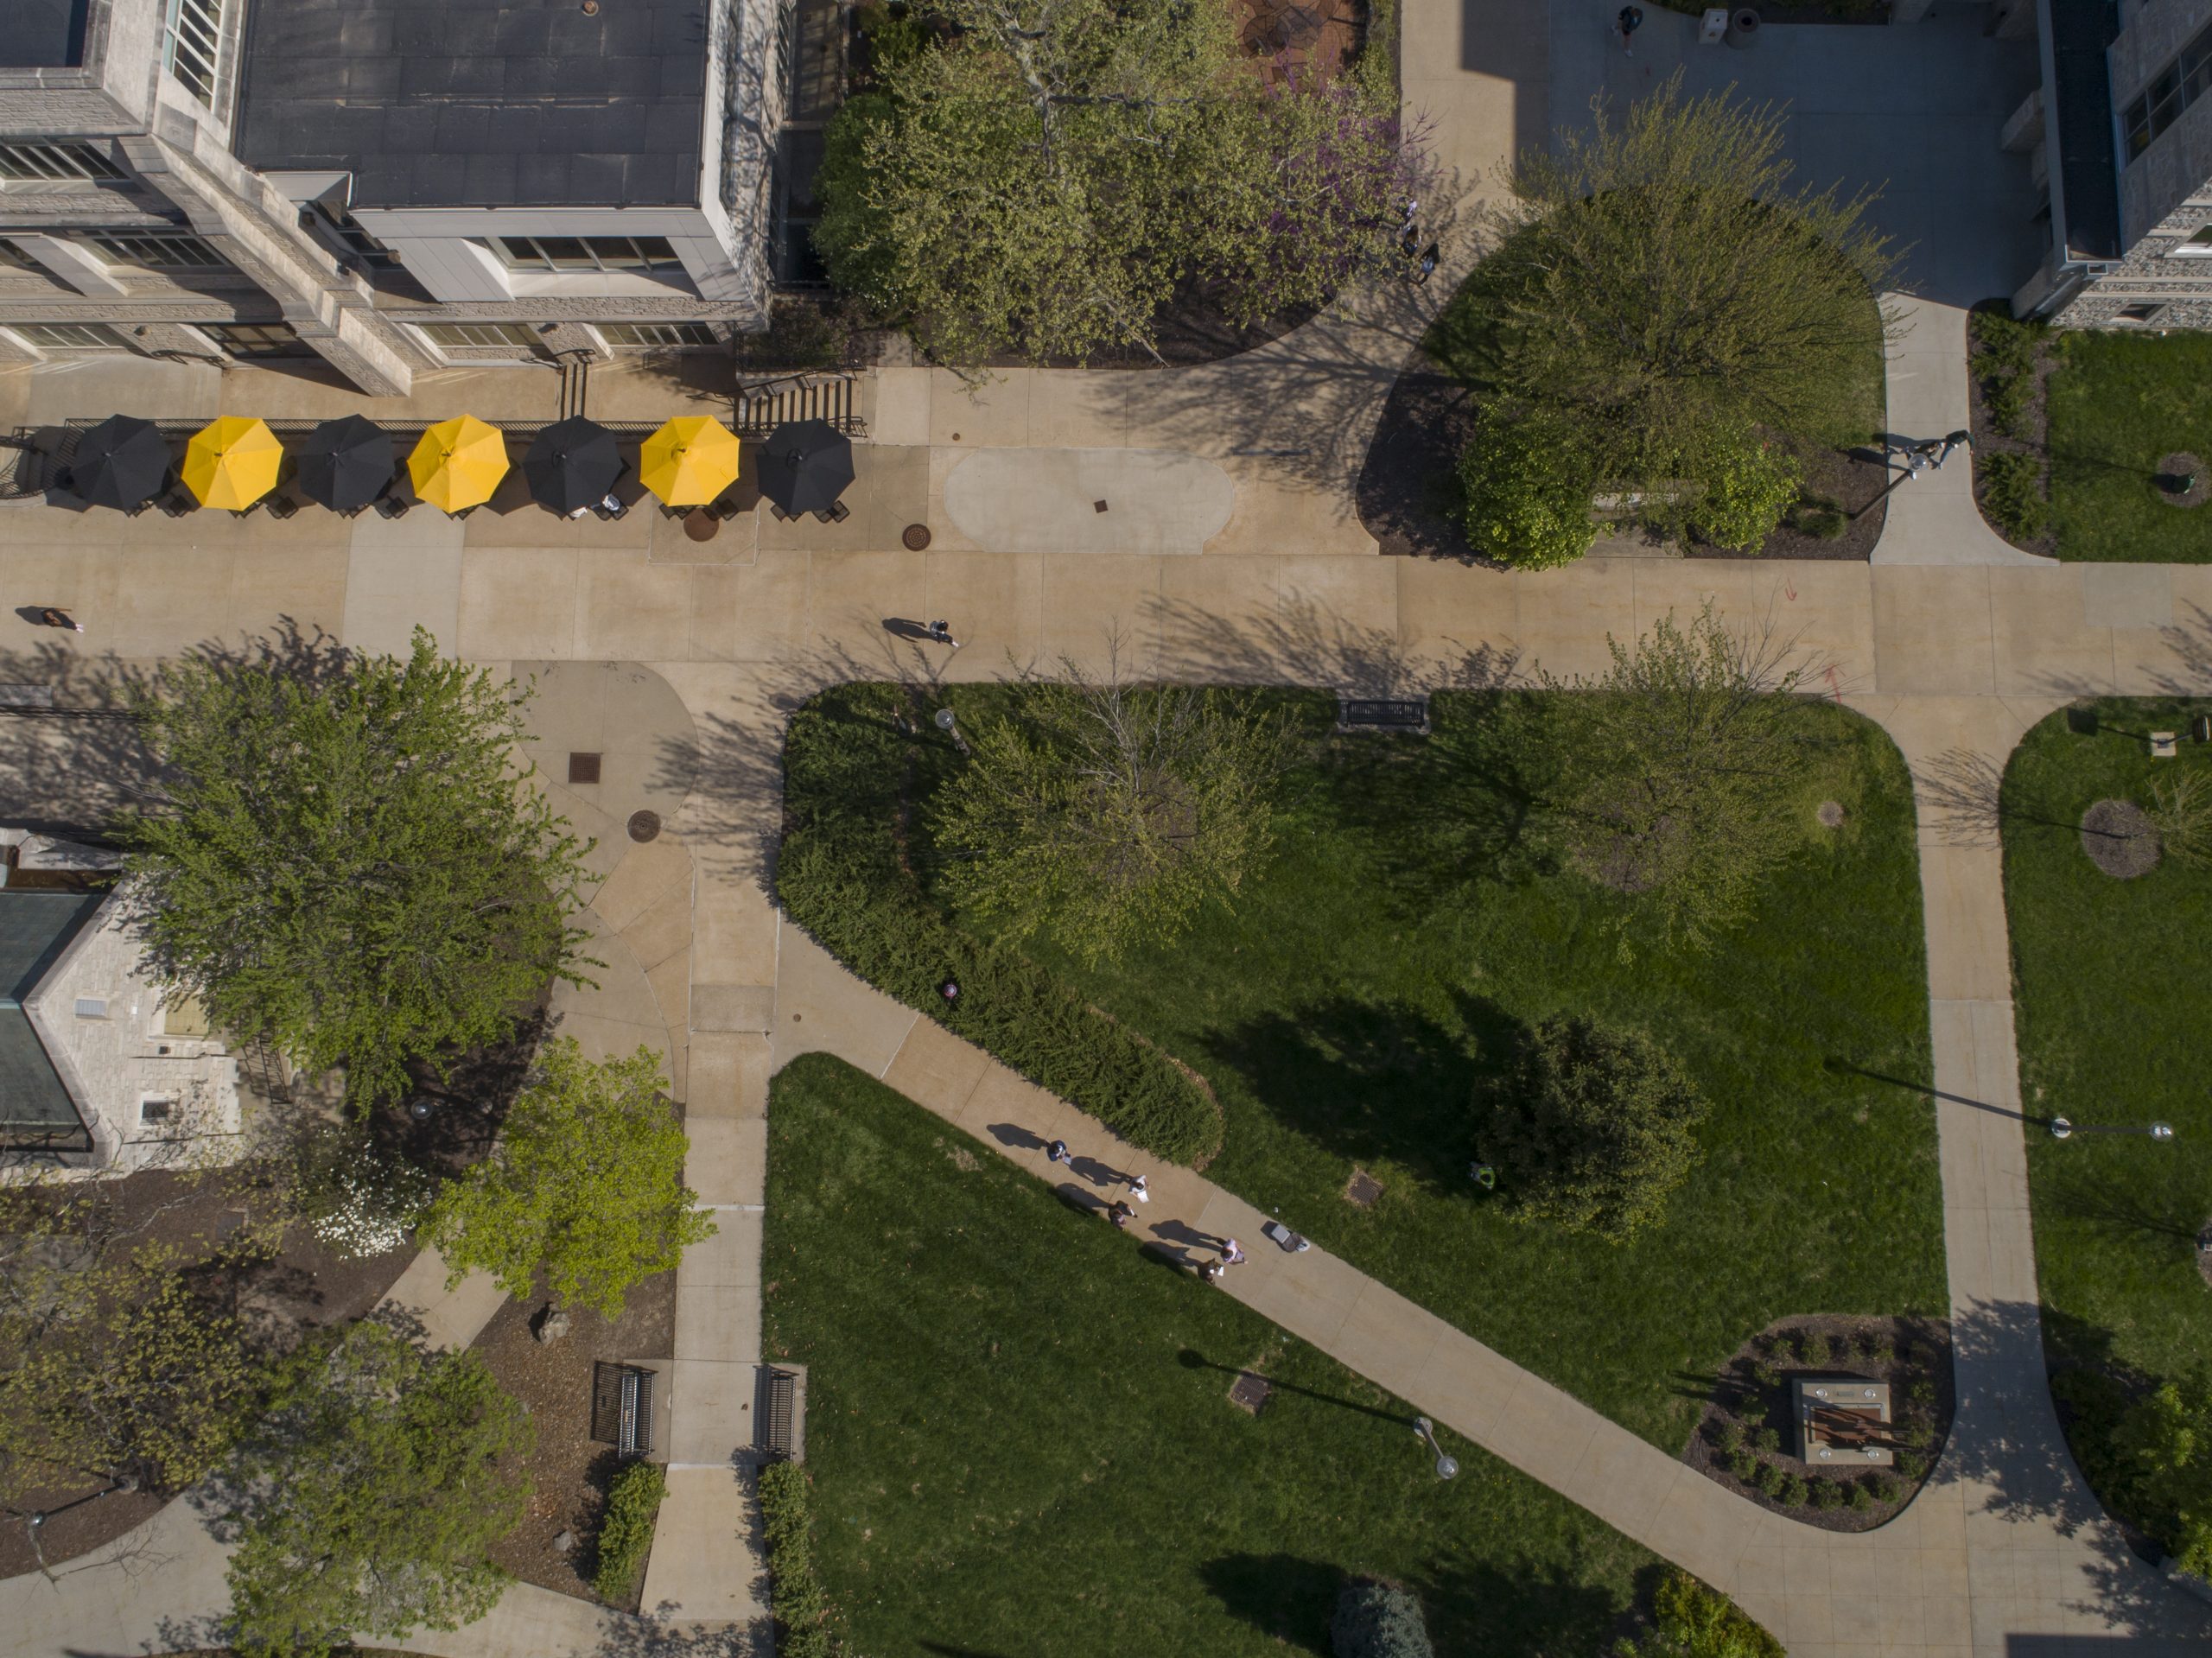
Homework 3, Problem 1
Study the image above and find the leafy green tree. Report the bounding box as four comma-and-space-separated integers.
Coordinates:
1539, 603, 1817, 954
931, 670, 1294, 963
2113, 1368, 2212, 1576
814, 0, 1420, 364
1614, 1571, 1784, 1658
0, 1189, 267, 1521
220, 1319, 531, 1658
1443, 74, 1892, 504
1456, 403, 1600, 569
1684, 429, 1802, 551
1332, 1577, 1435, 1658
125, 628, 595, 1108
1485, 1014, 1708, 1240
420, 1039, 714, 1318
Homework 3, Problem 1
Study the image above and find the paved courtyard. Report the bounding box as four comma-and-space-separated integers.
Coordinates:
1, 3, 2209, 1656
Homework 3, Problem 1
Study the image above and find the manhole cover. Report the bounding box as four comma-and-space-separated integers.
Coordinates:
627, 810, 662, 843
568, 752, 601, 785
902, 522, 932, 551
1817, 799, 1846, 829
1344, 1169, 1383, 1208
1227, 1372, 1273, 1415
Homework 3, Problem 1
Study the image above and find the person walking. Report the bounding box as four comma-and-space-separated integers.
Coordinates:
1046, 1139, 1072, 1167
1617, 3, 1643, 54
1935, 429, 1974, 468
1199, 1258, 1225, 1286
36, 607, 83, 632
926, 619, 959, 646
1128, 1173, 1150, 1204
1221, 1238, 1247, 1267
1106, 1199, 1135, 1229
1412, 243, 1440, 284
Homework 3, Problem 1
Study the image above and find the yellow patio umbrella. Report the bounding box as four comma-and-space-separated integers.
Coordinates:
408, 414, 509, 513
181, 416, 283, 511
639, 415, 741, 507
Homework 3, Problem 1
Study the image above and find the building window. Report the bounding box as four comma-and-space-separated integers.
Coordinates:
2124, 22, 2212, 161
486, 236, 683, 274
86, 232, 226, 270
157, 994, 213, 1036
2171, 226, 2212, 257
163, 0, 226, 106
413, 321, 542, 351
2116, 302, 2166, 322
596, 321, 721, 349
138, 1097, 175, 1124
0, 142, 124, 184
201, 322, 312, 359
73, 997, 109, 1020
10, 322, 129, 350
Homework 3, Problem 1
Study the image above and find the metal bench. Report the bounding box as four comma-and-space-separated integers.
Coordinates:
1335, 695, 1431, 734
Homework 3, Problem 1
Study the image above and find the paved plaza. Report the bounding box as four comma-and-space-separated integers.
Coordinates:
3, 3, 2210, 1656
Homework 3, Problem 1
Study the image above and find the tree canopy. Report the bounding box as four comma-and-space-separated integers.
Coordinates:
219, 1319, 531, 1658
419, 1038, 715, 1318
814, 0, 1421, 363
0, 1176, 267, 1521
125, 628, 596, 1108
1484, 1014, 1709, 1240
1438, 75, 1893, 555
1539, 604, 1821, 955
931, 672, 1294, 963
2113, 1368, 2212, 1577
1613, 1572, 1784, 1658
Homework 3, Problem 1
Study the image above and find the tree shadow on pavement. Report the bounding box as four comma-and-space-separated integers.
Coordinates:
2152, 601, 2212, 698
1148, 591, 1519, 696
1931, 1299, 2212, 1640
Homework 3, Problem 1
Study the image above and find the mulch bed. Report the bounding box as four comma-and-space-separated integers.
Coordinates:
0, 1169, 416, 1578
1681, 1314, 1954, 1533
2081, 797, 2161, 879
475, 1267, 677, 1610
1966, 308, 2061, 557
1357, 371, 1885, 562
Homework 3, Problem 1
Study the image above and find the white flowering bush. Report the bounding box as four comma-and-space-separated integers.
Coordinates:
299, 1138, 435, 1260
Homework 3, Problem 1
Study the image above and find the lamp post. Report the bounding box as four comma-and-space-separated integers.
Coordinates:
1413, 1415, 1459, 1481
934, 707, 969, 756
2048, 1117, 2174, 1141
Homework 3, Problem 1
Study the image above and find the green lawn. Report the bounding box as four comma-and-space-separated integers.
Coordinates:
2047, 333, 2212, 562
2002, 702, 2212, 1394
762, 1051, 1656, 1658
786, 685, 1946, 1452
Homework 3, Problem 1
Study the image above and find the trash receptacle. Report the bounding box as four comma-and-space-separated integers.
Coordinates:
1726, 5, 1760, 45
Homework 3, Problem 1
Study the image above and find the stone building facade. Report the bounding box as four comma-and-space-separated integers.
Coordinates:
2007, 0, 2212, 328
0, 0, 810, 395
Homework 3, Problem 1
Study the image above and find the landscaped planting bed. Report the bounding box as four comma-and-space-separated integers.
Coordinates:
1682, 1315, 1953, 1529
761, 1051, 1661, 1656
780, 683, 1944, 1451
2002, 701, 2212, 1553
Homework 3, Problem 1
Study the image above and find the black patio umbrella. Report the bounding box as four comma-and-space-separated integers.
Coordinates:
524, 416, 623, 516
293, 415, 395, 512
66, 415, 169, 510
757, 418, 855, 517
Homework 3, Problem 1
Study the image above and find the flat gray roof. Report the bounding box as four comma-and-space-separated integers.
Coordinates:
0, 893, 99, 1149
233, 0, 710, 210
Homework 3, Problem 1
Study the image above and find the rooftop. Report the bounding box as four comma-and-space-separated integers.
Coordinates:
232, 0, 710, 210
0, 892, 101, 1151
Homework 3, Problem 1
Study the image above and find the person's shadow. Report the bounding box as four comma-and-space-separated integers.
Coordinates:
882, 617, 934, 641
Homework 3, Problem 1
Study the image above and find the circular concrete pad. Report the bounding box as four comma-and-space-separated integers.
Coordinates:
515, 660, 699, 879
943, 448, 1235, 555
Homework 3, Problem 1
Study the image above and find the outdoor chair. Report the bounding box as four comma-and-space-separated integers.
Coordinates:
158, 486, 195, 518
264, 493, 299, 520
768, 503, 792, 521
812, 500, 850, 524
592, 494, 628, 522
375, 493, 410, 519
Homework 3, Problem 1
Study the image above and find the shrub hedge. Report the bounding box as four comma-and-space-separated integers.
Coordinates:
759, 1460, 838, 1658
590, 1459, 666, 1604
779, 684, 1225, 1165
